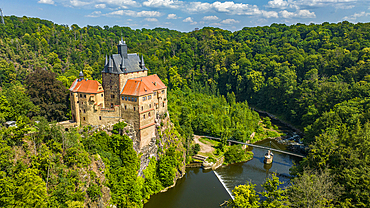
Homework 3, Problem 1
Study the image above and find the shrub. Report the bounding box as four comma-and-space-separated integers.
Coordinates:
224, 145, 244, 164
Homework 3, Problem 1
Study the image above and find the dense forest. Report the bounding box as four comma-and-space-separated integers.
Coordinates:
1, 15, 370, 207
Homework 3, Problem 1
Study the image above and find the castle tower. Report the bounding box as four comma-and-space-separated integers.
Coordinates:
101, 39, 148, 108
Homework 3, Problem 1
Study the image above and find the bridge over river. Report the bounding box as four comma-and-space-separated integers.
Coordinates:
199, 135, 305, 158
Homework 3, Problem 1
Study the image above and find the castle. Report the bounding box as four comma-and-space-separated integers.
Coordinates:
69, 39, 167, 149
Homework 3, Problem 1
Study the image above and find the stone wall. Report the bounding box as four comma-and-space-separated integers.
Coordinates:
102, 72, 121, 107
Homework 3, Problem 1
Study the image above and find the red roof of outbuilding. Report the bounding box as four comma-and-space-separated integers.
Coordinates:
69, 79, 104, 94
121, 74, 166, 96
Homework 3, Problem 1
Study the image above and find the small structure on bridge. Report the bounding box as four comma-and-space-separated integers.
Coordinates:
264, 150, 273, 164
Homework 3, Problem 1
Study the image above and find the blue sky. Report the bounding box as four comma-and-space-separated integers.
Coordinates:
2, 0, 370, 31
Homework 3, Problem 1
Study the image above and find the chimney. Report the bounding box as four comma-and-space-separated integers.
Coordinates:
118, 37, 128, 59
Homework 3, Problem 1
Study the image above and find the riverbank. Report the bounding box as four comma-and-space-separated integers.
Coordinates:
251, 107, 303, 135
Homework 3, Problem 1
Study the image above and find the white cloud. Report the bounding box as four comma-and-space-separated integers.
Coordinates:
267, 0, 289, 8
145, 18, 158, 22
190, 21, 198, 25
203, 15, 219, 21
86, 11, 102, 17
105, 10, 162, 17
143, 0, 181, 8
95, 4, 106, 8
280, 9, 316, 18
136, 10, 162, 17
183, 17, 193, 22
38, 0, 54, 4
221, 19, 240, 24
262, 11, 279, 18
280, 10, 295, 18
70, 0, 90, 7
185, 1, 276, 18
267, 0, 358, 10
297, 9, 316, 18
344, 11, 370, 20
167, 13, 177, 19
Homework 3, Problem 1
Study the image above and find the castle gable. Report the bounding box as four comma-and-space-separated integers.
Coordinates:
69, 79, 103, 94
132, 74, 166, 91
121, 79, 153, 96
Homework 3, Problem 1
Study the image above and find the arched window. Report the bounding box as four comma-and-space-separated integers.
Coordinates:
143, 114, 145, 119
148, 112, 151, 117
141, 106, 143, 111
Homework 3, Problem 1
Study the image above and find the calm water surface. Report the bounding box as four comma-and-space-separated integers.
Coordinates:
145, 139, 301, 208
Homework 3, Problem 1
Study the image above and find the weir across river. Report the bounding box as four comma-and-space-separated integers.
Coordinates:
199, 135, 305, 158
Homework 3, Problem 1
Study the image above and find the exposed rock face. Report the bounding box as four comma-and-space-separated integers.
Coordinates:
83, 154, 111, 208
138, 137, 158, 177
122, 123, 141, 152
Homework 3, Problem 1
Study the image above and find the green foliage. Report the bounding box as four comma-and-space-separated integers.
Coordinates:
157, 154, 176, 188
192, 143, 200, 155
13, 168, 48, 208
25, 69, 69, 122
112, 121, 127, 135
262, 117, 272, 129
168, 88, 259, 143
261, 174, 288, 208
86, 183, 101, 202
224, 145, 244, 164
142, 157, 163, 201
230, 182, 260, 208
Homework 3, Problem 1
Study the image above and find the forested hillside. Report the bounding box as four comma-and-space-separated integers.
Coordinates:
1, 15, 370, 207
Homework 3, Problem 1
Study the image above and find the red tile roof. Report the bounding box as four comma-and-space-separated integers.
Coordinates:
121, 74, 166, 96
69, 79, 104, 94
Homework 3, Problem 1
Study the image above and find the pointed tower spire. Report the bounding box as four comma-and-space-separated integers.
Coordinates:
141, 54, 145, 69
105, 54, 108, 66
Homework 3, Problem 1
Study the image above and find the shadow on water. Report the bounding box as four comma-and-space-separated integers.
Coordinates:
145, 138, 301, 208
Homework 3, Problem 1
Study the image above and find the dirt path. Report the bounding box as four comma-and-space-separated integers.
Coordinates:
193, 135, 215, 154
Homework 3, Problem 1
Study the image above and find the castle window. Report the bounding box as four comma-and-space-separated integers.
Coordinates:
79, 110, 81, 113
128, 97, 131, 101
125, 105, 127, 110
111, 103, 113, 108
125, 97, 127, 101
149, 104, 151, 108
134, 107, 136, 111
84, 95, 86, 98
163, 102, 165, 107
122, 96, 124, 100
154, 92, 157, 96
99, 116, 101, 120
83, 117, 85, 121
80, 94, 82, 97
111, 95, 115, 99
148, 95, 152, 100
143, 114, 145, 119
135, 98, 137, 102
142, 97, 145, 101
83, 109, 86, 113
101, 94, 103, 97
162, 90, 165, 94
77, 101, 79, 103
148, 112, 151, 117
76, 94, 78, 97
141, 106, 143, 111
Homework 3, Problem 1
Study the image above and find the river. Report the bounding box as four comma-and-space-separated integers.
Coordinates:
145, 137, 301, 208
